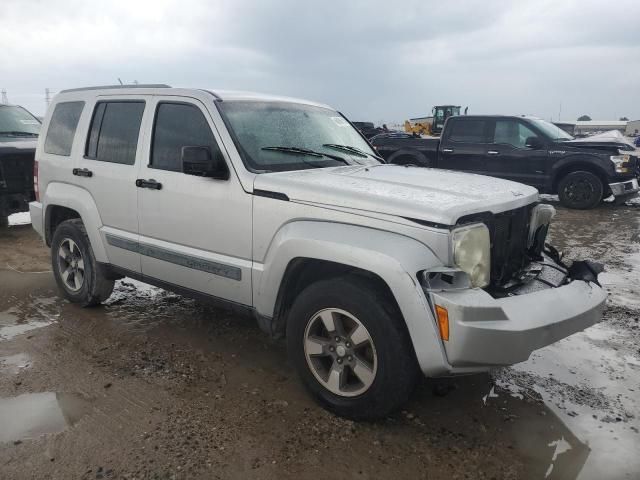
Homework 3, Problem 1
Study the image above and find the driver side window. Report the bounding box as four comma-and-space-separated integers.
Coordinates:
494, 120, 537, 148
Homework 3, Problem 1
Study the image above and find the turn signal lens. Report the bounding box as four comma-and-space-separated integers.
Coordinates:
435, 305, 449, 341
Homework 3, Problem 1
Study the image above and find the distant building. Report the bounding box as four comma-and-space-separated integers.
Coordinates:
625, 120, 640, 136
573, 120, 627, 136
554, 121, 577, 136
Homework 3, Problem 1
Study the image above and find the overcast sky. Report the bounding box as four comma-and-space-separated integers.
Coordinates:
1, 0, 638, 124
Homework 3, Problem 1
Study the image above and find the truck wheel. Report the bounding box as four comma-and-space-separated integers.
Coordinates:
558, 171, 603, 209
51, 219, 114, 306
287, 277, 418, 420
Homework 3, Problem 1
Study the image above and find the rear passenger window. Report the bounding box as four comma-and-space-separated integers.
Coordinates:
85, 101, 145, 165
448, 119, 486, 143
44, 101, 84, 156
151, 103, 221, 172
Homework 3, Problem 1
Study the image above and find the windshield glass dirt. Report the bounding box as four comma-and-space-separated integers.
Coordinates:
219, 101, 379, 172
0, 106, 40, 136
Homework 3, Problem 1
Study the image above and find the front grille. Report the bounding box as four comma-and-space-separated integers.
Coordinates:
0, 153, 34, 194
487, 205, 533, 286
456, 204, 534, 286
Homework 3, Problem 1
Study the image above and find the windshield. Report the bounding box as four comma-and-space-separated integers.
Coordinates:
529, 118, 573, 141
218, 101, 380, 172
0, 105, 41, 136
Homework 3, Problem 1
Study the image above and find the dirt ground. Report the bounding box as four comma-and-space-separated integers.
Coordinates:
1, 200, 639, 480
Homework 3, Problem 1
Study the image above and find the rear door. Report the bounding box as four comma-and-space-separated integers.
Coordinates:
76, 97, 149, 272
438, 117, 490, 174
136, 96, 252, 306
485, 118, 548, 188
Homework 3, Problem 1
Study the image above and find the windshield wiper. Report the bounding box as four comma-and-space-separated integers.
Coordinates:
322, 143, 384, 162
0, 131, 38, 137
261, 146, 349, 165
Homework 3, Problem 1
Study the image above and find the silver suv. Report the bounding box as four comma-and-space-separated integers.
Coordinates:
30, 85, 606, 419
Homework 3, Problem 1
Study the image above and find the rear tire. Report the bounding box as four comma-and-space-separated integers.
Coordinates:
51, 219, 114, 306
558, 171, 603, 209
287, 276, 418, 420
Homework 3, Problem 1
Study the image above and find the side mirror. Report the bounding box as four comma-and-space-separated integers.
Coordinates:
525, 136, 543, 149
181, 146, 229, 179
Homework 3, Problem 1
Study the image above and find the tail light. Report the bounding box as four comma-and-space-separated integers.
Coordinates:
34, 160, 39, 202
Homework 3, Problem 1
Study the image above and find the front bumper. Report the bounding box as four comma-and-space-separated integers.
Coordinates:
429, 267, 606, 369
609, 177, 639, 198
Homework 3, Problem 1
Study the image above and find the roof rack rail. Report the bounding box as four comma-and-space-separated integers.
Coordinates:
60, 84, 171, 93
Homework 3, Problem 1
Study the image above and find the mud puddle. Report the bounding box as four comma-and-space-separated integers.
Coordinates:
0, 296, 59, 341
0, 392, 91, 443
496, 322, 640, 479
0, 352, 31, 374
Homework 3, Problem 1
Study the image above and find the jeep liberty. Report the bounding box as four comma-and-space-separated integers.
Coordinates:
30, 85, 606, 419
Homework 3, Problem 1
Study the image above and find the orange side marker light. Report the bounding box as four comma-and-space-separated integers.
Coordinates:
435, 305, 449, 341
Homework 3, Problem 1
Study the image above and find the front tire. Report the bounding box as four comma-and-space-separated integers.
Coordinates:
558, 171, 603, 209
51, 219, 114, 306
287, 277, 418, 420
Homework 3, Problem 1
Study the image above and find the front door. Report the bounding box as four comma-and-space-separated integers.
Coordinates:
485, 118, 549, 188
136, 97, 252, 306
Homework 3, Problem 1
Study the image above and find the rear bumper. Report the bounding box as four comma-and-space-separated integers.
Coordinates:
430, 276, 606, 369
609, 177, 639, 198
29, 201, 43, 238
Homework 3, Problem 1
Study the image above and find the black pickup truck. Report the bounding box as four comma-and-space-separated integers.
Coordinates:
0, 104, 39, 227
371, 115, 640, 209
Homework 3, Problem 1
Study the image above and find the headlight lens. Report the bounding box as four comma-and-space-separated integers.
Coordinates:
610, 154, 630, 173
451, 223, 490, 288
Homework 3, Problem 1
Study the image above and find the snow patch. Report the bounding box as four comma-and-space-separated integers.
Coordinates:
8, 212, 31, 226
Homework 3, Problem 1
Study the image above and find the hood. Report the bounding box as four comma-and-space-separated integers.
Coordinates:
564, 131, 636, 153
254, 165, 538, 226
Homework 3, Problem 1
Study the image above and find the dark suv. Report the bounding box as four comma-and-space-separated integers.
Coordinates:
0, 104, 40, 226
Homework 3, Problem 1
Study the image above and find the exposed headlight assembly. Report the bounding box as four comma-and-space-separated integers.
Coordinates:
610, 154, 630, 173
451, 223, 490, 288
528, 204, 555, 255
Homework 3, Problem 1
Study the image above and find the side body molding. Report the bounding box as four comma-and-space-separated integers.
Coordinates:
253, 221, 451, 376
43, 182, 109, 263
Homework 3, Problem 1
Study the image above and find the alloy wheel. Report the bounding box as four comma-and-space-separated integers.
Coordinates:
57, 238, 85, 292
303, 308, 378, 397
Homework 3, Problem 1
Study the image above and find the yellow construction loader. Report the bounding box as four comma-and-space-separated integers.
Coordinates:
404, 105, 461, 136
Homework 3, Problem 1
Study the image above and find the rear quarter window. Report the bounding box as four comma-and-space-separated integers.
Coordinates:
44, 101, 85, 156
447, 119, 486, 143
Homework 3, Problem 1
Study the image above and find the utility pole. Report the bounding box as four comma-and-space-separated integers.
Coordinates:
1, 89, 8, 104
45, 88, 51, 107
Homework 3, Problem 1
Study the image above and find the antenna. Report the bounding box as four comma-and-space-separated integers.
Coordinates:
558, 102, 562, 121
1, 89, 8, 104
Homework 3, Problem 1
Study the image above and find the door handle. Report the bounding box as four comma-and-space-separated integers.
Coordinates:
442, 148, 454, 153
487, 150, 500, 155
72, 168, 93, 177
135, 179, 162, 190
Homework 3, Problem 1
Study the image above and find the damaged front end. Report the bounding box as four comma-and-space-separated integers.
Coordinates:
419, 203, 607, 371
422, 203, 605, 296
470, 203, 604, 297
